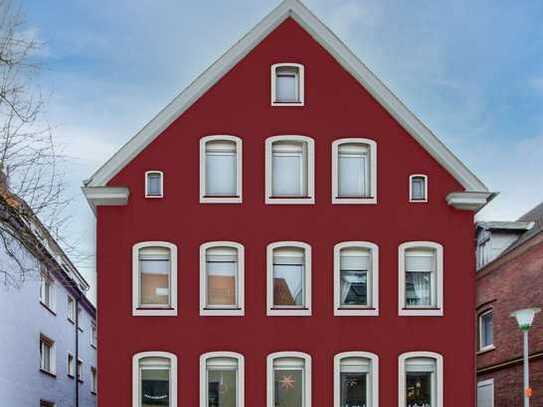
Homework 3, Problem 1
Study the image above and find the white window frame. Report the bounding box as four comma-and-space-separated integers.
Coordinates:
40, 272, 56, 312
77, 358, 84, 382
267, 352, 311, 407
67, 295, 75, 323
398, 241, 444, 317
91, 366, 97, 394
200, 352, 245, 407
267, 241, 312, 316
67, 353, 75, 378
334, 242, 379, 316
91, 323, 97, 348
409, 174, 428, 203
40, 334, 56, 375
132, 241, 178, 317
265, 135, 315, 205
478, 309, 495, 352
200, 241, 245, 316
477, 379, 494, 407
332, 138, 377, 204
334, 352, 379, 407
271, 63, 305, 106
145, 170, 164, 198
398, 351, 443, 407
200, 135, 242, 204
133, 351, 178, 407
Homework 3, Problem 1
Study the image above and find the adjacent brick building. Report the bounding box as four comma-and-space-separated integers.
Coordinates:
476, 202, 543, 406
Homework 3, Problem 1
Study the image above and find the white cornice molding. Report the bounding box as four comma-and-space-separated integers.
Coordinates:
446, 191, 495, 211
82, 186, 129, 213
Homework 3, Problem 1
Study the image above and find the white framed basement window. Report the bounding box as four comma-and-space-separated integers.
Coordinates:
334, 352, 379, 407
409, 174, 428, 203
200, 135, 242, 204
332, 138, 377, 204
267, 352, 311, 407
478, 309, 494, 352
133, 351, 177, 407
398, 241, 443, 317
145, 171, 164, 198
200, 352, 244, 407
40, 334, 56, 375
334, 242, 379, 316
265, 136, 314, 204
271, 63, 304, 106
200, 242, 245, 316
132, 242, 178, 317
267, 242, 312, 316
399, 352, 443, 407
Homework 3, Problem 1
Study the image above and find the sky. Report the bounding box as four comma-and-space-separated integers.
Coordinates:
21, 0, 543, 301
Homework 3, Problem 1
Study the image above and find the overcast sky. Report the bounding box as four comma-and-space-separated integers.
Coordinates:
23, 0, 543, 301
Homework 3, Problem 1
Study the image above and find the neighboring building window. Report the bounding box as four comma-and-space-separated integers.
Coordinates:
132, 242, 178, 316
271, 63, 304, 105
67, 353, 75, 378
409, 174, 428, 202
334, 242, 379, 316
200, 242, 245, 316
334, 352, 379, 407
67, 295, 75, 322
477, 379, 494, 407
399, 352, 443, 407
145, 171, 164, 198
200, 352, 244, 407
40, 335, 55, 375
40, 273, 55, 311
91, 367, 97, 394
332, 139, 377, 204
267, 242, 312, 316
77, 359, 83, 382
133, 352, 177, 407
479, 309, 494, 351
91, 323, 97, 348
200, 135, 242, 204
398, 242, 444, 316
267, 352, 311, 407
40, 401, 55, 407
265, 136, 314, 204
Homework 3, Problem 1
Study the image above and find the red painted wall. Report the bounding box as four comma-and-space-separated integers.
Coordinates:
97, 18, 476, 406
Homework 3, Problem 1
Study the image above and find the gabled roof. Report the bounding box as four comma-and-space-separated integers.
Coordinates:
84, 0, 489, 196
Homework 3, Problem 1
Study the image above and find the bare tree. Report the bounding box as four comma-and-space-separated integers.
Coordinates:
0, 0, 70, 287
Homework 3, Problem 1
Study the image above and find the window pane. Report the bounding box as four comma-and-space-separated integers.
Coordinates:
411, 177, 426, 200
140, 248, 171, 306
273, 249, 304, 307
274, 369, 303, 407
142, 368, 170, 406
276, 67, 299, 102
340, 270, 368, 306
206, 151, 237, 196
481, 312, 493, 347
406, 372, 432, 407
340, 372, 367, 407
208, 369, 237, 407
272, 154, 304, 196
206, 248, 237, 307
405, 272, 432, 306
338, 152, 368, 197
147, 174, 162, 196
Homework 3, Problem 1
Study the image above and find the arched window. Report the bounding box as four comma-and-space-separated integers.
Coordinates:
332, 138, 377, 204
132, 242, 178, 316
200, 352, 244, 407
200, 242, 245, 316
200, 135, 242, 203
409, 174, 428, 202
398, 242, 443, 316
271, 63, 305, 106
133, 352, 177, 407
334, 352, 379, 407
267, 352, 311, 407
267, 242, 312, 316
399, 352, 443, 407
334, 242, 379, 316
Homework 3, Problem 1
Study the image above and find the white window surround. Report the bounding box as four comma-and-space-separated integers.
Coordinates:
67, 295, 75, 322
40, 273, 56, 312
200, 352, 245, 407
40, 334, 56, 375
200, 242, 245, 316
267, 241, 312, 316
271, 63, 305, 106
332, 138, 377, 204
334, 242, 379, 316
132, 241, 178, 317
145, 170, 164, 198
91, 323, 97, 348
67, 353, 75, 378
478, 309, 495, 353
265, 135, 315, 205
132, 351, 177, 407
267, 352, 311, 407
409, 174, 428, 203
334, 352, 379, 407
398, 351, 443, 407
200, 135, 242, 204
477, 379, 494, 407
398, 241, 444, 317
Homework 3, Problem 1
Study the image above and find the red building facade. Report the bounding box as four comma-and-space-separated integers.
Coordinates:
83, 1, 492, 406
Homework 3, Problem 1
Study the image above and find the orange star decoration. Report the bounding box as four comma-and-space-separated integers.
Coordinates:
525, 387, 534, 398
279, 375, 296, 390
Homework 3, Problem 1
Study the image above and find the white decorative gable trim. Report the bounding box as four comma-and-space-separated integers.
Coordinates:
446, 191, 496, 212
82, 186, 129, 213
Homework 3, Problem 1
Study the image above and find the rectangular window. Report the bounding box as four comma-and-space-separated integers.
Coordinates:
40, 335, 55, 374
40, 274, 54, 310
276, 67, 299, 103
272, 357, 306, 407
273, 248, 305, 308
77, 359, 83, 382
205, 140, 237, 197
139, 247, 171, 308
272, 141, 307, 197
405, 249, 436, 308
340, 358, 370, 407
339, 248, 370, 307
146, 171, 163, 198
67, 295, 75, 322
140, 357, 171, 407
206, 247, 238, 308
68, 354, 75, 377
410, 175, 428, 202
477, 380, 494, 407
206, 358, 238, 407
91, 323, 97, 347
479, 310, 494, 350
91, 367, 97, 394
40, 401, 55, 407
405, 358, 436, 407
338, 144, 369, 198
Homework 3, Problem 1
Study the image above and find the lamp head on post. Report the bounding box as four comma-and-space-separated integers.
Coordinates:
511, 308, 541, 331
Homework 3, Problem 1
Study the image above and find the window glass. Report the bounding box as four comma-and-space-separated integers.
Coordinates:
207, 358, 238, 407
405, 358, 435, 407
338, 144, 369, 197
411, 177, 426, 200
276, 66, 299, 103
147, 173, 162, 196
272, 141, 307, 197
40, 275, 53, 308
67, 296, 75, 321
477, 382, 493, 407
91, 367, 97, 393
206, 140, 237, 196
480, 311, 493, 348
68, 354, 74, 376
140, 357, 171, 407
340, 248, 370, 307
206, 247, 238, 307
139, 247, 171, 307
40, 336, 54, 373
273, 248, 305, 307
405, 249, 435, 307
274, 361, 304, 407
340, 357, 370, 407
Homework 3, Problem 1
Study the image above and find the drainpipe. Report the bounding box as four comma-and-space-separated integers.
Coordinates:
75, 294, 80, 407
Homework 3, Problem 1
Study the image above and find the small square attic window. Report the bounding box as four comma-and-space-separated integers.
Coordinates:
272, 64, 304, 106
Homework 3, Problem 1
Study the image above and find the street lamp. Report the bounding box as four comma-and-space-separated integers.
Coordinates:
511, 307, 541, 407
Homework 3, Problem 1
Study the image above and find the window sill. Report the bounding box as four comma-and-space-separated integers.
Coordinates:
91, 344, 97, 349
477, 345, 496, 355
266, 196, 314, 205
91, 391, 97, 396
332, 196, 377, 205
40, 301, 56, 316
68, 373, 74, 379
67, 317, 75, 324
200, 195, 242, 204
133, 307, 177, 317
40, 369, 56, 378
399, 307, 443, 317
200, 307, 244, 317
409, 198, 428, 203
271, 101, 304, 107
268, 307, 311, 316
335, 307, 379, 317
145, 194, 164, 199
